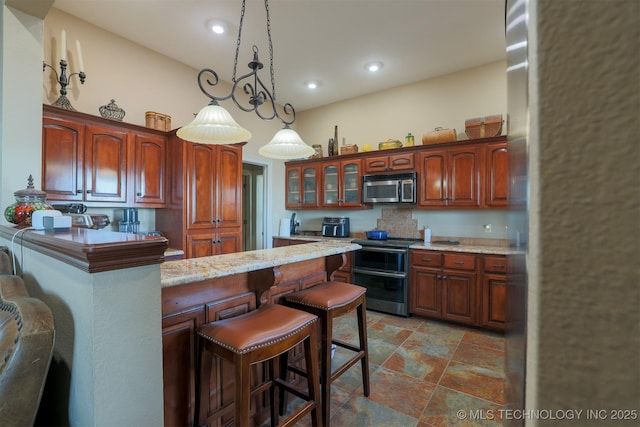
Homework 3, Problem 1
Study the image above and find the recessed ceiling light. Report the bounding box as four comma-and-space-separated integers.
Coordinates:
208, 19, 228, 35
366, 62, 383, 72
305, 81, 319, 89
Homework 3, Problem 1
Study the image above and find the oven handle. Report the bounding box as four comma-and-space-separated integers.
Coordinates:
352, 267, 406, 278
357, 246, 407, 254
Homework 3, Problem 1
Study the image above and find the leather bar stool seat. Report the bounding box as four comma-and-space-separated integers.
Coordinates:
196, 303, 322, 427
282, 281, 370, 423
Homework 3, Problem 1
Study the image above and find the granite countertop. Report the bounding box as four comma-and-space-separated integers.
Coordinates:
275, 234, 523, 255
161, 240, 361, 288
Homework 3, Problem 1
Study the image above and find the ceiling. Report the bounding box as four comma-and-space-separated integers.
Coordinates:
52, 0, 506, 112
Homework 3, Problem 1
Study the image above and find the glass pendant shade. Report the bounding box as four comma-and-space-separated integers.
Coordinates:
176, 103, 252, 144
259, 127, 315, 159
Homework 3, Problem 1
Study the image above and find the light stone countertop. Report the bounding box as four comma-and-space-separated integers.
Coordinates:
161, 240, 361, 288
275, 235, 524, 256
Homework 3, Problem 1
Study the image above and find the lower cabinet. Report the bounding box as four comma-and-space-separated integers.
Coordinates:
272, 237, 352, 282
410, 250, 478, 326
187, 229, 242, 258
410, 249, 507, 331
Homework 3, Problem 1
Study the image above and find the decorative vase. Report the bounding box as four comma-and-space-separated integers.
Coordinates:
4, 175, 53, 226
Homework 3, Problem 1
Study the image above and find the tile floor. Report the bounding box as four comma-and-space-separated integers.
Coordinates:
288, 309, 507, 427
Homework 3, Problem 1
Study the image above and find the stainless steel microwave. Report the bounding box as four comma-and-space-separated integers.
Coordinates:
362, 172, 416, 204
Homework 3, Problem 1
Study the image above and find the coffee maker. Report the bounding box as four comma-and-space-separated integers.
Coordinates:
321, 217, 350, 238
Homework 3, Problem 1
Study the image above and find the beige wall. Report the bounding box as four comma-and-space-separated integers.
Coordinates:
296, 61, 509, 238
42, 8, 510, 240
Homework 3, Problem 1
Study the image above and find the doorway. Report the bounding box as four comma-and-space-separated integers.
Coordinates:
242, 162, 266, 251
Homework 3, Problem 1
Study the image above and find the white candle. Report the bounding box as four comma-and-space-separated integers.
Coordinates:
76, 40, 85, 71
60, 29, 66, 61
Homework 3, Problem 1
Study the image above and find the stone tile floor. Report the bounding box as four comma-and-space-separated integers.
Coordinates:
287, 309, 507, 426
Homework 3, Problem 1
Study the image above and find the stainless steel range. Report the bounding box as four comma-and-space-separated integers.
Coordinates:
351, 238, 420, 317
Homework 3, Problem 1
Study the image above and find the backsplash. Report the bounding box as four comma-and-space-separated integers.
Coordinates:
376, 208, 420, 239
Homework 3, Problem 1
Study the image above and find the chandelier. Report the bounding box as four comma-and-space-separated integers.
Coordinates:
177, 0, 314, 160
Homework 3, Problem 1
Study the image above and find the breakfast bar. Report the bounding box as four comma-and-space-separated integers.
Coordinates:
160, 240, 361, 426
0, 226, 359, 427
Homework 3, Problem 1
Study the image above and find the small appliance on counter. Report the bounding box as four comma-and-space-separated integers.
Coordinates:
67, 213, 111, 229
321, 217, 350, 238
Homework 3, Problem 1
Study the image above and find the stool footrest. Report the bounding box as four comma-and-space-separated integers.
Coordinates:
333, 338, 360, 354
274, 378, 312, 402
330, 351, 365, 382
279, 401, 316, 427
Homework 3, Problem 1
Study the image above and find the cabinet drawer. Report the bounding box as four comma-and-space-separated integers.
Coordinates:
443, 253, 476, 270
484, 255, 508, 273
411, 250, 442, 268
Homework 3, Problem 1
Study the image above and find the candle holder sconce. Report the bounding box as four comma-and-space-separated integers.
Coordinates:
43, 59, 86, 111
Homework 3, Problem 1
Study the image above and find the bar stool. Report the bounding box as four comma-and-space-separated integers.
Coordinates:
282, 281, 370, 423
196, 303, 322, 427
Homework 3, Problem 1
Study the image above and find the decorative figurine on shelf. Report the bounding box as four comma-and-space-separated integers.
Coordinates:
4, 175, 53, 227
99, 99, 126, 121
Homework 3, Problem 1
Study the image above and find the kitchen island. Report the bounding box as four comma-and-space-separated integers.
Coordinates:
0, 225, 359, 427
161, 239, 361, 426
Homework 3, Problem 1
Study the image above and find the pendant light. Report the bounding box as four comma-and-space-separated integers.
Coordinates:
177, 0, 314, 160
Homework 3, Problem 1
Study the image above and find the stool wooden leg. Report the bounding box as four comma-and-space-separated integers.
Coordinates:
357, 302, 370, 396
321, 312, 333, 424
235, 354, 251, 427
305, 322, 322, 427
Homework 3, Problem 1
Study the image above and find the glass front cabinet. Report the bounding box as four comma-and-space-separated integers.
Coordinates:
286, 164, 319, 209
322, 159, 365, 208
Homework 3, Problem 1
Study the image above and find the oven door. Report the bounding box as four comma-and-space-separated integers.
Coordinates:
353, 246, 406, 273
352, 269, 408, 316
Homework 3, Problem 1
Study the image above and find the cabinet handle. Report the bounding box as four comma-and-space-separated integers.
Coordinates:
422, 257, 432, 262
492, 264, 505, 269
77, 189, 82, 194
86, 190, 92, 194
454, 260, 465, 265
136, 192, 142, 196
442, 275, 447, 280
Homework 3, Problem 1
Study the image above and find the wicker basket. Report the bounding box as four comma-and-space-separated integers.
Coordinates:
422, 127, 457, 145
465, 114, 503, 139
340, 144, 358, 155
145, 111, 172, 131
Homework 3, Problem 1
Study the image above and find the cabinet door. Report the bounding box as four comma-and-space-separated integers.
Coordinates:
187, 143, 216, 230
389, 153, 415, 171
364, 155, 389, 173
322, 162, 340, 207
217, 229, 242, 254
301, 164, 319, 207
216, 145, 242, 228
340, 159, 363, 207
418, 150, 447, 207
133, 132, 166, 206
162, 305, 205, 427
285, 166, 302, 208
42, 117, 84, 201
84, 124, 128, 203
482, 273, 507, 330
441, 270, 477, 325
187, 233, 216, 258
447, 145, 481, 207
485, 141, 509, 207
410, 267, 441, 317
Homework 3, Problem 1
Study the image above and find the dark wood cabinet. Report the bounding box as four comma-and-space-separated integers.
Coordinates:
485, 141, 509, 207
156, 136, 243, 258
285, 163, 320, 209
42, 105, 167, 207
481, 255, 508, 330
285, 136, 506, 210
364, 152, 415, 174
410, 250, 479, 327
417, 144, 482, 208
132, 131, 166, 207
321, 158, 366, 208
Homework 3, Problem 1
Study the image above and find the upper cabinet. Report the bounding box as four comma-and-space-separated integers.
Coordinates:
321, 158, 366, 209
364, 152, 415, 174
417, 144, 482, 208
42, 105, 167, 208
485, 140, 509, 207
285, 136, 507, 210
286, 163, 320, 209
